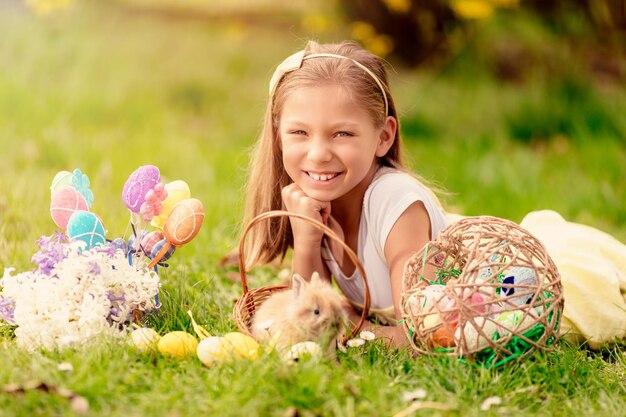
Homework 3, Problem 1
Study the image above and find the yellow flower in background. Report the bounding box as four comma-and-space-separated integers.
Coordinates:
491, 0, 520, 7
350, 21, 377, 41
451, 0, 495, 20
350, 21, 394, 59
365, 34, 394, 58
382, 0, 411, 14
302, 14, 333, 34
25, 0, 74, 15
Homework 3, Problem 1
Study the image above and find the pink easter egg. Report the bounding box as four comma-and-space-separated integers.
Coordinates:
50, 185, 89, 230
122, 165, 160, 213
140, 230, 164, 256
163, 198, 204, 246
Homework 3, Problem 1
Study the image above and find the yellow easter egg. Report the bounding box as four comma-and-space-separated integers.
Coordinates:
157, 331, 198, 359
151, 180, 191, 229
131, 327, 161, 352
196, 336, 229, 366
222, 332, 260, 360
163, 198, 205, 246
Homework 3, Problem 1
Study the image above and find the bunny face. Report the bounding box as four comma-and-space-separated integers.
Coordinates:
289, 273, 346, 342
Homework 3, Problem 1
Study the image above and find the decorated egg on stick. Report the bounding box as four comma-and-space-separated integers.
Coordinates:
50, 185, 89, 230
148, 198, 204, 268
163, 198, 204, 246
140, 230, 164, 257
150, 239, 176, 263
122, 165, 161, 213
50, 171, 73, 193
151, 180, 191, 229
66, 210, 107, 249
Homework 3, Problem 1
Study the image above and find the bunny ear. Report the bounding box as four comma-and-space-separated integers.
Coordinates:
292, 274, 306, 297
310, 271, 321, 283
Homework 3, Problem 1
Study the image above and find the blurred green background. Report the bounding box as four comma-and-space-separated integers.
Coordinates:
1, 3, 625, 416
1, 0, 625, 271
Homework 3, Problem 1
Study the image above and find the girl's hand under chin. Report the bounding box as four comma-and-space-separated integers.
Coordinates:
281, 183, 331, 248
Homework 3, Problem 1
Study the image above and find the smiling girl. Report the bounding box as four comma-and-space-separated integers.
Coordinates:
241, 40, 449, 345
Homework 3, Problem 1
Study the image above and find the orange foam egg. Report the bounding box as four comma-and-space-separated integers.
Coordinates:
163, 198, 204, 246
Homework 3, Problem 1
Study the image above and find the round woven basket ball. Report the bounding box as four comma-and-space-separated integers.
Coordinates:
400, 216, 563, 367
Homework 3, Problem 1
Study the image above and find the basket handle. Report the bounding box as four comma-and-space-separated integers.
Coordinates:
237, 210, 371, 336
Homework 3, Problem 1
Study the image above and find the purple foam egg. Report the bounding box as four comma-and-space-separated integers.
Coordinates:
122, 165, 160, 213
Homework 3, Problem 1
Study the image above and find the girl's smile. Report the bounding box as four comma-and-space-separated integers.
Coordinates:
279, 84, 391, 203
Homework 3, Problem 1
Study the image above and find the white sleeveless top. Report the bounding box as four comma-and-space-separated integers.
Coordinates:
321, 167, 449, 323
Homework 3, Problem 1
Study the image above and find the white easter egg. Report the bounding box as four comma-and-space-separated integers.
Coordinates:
131, 328, 161, 352
455, 317, 498, 352
500, 266, 538, 306
196, 336, 229, 366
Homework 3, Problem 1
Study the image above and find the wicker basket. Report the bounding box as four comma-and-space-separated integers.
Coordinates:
400, 216, 563, 367
232, 210, 371, 342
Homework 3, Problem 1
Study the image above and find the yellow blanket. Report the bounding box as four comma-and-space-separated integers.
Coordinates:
520, 210, 626, 348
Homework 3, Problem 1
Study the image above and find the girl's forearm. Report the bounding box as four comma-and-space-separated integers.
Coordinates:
290, 243, 329, 281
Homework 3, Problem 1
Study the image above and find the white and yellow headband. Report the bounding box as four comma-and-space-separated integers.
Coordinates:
268, 50, 389, 116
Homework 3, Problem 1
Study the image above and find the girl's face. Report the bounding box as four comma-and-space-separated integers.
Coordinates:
279, 84, 394, 203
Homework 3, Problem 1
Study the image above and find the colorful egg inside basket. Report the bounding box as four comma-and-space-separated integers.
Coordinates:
400, 216, 563, 368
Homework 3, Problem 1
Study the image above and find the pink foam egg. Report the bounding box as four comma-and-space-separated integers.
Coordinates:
140, 230, 164, 256
50, 185, 89, 230
163, 198, 204, 246
122, 165, 160, 213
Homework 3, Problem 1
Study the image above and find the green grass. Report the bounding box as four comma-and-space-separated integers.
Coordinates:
1, 1, 625, 416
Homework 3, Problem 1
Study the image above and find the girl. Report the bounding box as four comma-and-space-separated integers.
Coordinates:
242, 40, 626, 349
242, 40, 449, 346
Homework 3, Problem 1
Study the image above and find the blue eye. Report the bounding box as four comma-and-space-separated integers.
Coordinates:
335, 131, 353, 138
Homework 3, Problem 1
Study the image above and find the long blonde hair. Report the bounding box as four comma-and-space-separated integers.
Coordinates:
242, 40, 412, 268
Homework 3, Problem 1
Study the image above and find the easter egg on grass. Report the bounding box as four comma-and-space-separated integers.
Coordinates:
50, 185, 89, 230
163, 198, 205, 246
222, 332, 260, 360
157, 331, 198, 359
151, 180, 191, 229
122, 165, 160, 213
500, 266, 538, 306
50, 170, 73, 193
196, 336, 229, 366
132, 327, 161, 352
66, 211, 106, 249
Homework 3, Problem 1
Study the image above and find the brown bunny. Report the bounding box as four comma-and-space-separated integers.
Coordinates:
251, 272, 347, 352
